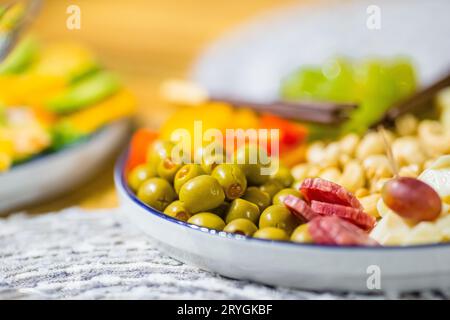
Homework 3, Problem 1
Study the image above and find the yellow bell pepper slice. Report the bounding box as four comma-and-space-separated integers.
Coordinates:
0, 74, 66, 106
61, 89, 136, 134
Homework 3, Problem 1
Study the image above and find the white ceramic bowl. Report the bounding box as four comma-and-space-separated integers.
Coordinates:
0, 120, 130, 214
115, 0, 450, 293
115, 153, 450, 293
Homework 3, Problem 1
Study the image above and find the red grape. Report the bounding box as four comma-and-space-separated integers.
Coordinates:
381, 177, 442, 222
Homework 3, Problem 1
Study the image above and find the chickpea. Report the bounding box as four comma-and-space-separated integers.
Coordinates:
338, 153, 352, 168
338, 160, 365, 193
291, 164, 310, 181
358, 193, 381, 218
306, 141, 326, 164
395, 114, 419, 136
355, 188, 370, 198
318, 167, 341, 184
291, 163, 322, 181
370, 177, 391, 193
362, 155, 394, 180
398, 164, 421, 178
392, 136, 426, 167
339, 133, 360, 156
356, 132, 386, 160
418, 120, 450, 157
307, 165, 322, 178
321, 142, 340, 168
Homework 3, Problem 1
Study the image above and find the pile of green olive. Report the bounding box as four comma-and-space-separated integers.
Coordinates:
127, 140, 313, 243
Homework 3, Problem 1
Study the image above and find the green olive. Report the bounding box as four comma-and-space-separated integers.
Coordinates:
211, 164, 247, 200
188, 212, 226, 231
174, 164, 205, 194
260, 179, 284, 198
163, 200, 192, 221
242, 187, 271, 212
147, 140, 174, 171
234, 144, 270, 186
259, 205, 299, 235
225, 198, 260, 224
223, 218, 258, 236
137, 177, 176, 211
127, 164, 156, 192
179, 175, 225, 213
270, 165, 294, 188
157, 157, 182, 183
253, 227, 289, 241
210, 201, 230, 219
201, 154, 225, 174
291, 224, 313, 243
272, 188, 301, 205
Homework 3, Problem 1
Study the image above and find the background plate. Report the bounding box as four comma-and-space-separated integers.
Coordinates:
192, 0, 450, 102
0, 120, 130, 214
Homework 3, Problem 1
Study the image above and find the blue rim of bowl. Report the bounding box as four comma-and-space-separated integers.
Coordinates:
115, 148, 450, 251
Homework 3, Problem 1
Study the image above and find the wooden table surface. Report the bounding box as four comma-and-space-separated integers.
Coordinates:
27, 0, 296, 213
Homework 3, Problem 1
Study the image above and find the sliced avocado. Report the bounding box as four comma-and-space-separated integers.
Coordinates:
0, 36, 39, 75
46, 71, 121, 114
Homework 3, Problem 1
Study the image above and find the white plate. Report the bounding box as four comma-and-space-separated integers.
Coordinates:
115, 154, 450, 293
0, 120, 130, 214
192, 0, 450, 102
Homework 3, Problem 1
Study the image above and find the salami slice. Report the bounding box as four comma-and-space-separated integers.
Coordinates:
309, 216, 379, 246
311, 200, 376, 231
283, 195, 320, 222
300, 178, 363, 210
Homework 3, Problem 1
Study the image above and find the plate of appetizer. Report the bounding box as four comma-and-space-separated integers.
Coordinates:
115, 92, 450, 292
0, 37, 135, 213
114, 0, 450, 292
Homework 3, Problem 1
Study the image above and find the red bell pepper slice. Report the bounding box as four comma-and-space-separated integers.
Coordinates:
259, 113, 308, 154
126, 128, 158, 173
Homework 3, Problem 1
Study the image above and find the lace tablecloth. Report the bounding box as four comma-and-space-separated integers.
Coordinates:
0, 208, 447, 300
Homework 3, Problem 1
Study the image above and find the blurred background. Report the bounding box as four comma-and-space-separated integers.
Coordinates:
24, 0, 297, 211
3, 0, 449, 214
32, 0, 296, 128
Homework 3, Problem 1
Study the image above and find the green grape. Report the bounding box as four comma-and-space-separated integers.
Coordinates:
281, 67, 327, 101
279, 57, 417, 138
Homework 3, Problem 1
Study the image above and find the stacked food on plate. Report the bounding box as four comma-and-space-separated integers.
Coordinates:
121, 57, 449, 247
0, 36, 136, 172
